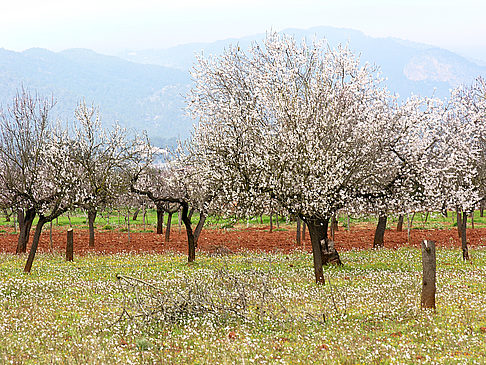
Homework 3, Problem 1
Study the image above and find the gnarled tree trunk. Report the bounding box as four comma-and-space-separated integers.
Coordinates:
156, 205, 164, 235
397, 214, 404, 232
193, 213, 206, 248
132, 208, 140, 221
87, 209, 97, 247
180, 205, 207, 262
304, 217, 342, 284
180, 203, 195, 262
165, 212, 173, 243
461, 211, 469, 261
296, 217, 301, 245
331, 214, 339, 232
17, 208, 36, 254
373, 215, 387, 249
456, 208, 463, 239
24, 216, 47, 273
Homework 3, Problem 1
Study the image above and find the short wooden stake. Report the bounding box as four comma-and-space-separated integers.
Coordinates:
421, 239, 436, 309
66, 228, 74, 262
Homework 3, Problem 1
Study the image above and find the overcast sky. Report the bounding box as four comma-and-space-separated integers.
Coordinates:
1, 0, 485, 61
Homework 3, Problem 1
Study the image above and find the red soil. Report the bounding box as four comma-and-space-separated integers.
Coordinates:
0, 224, 485, 256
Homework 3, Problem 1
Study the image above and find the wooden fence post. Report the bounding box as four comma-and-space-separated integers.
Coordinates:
66, 228, 74, 262
421, 239, 436, 309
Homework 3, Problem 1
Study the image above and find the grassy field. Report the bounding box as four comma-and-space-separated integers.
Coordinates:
0, 248, 485, 363
1, 208, 485, 233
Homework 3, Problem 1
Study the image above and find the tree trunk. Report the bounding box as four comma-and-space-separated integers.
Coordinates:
87, 209, 97, 247
296, 217, 301, 246
302, 220, 306, 240
178, 209, 182, 233
132, 208, 140, 221
407, 214, 411, 244
305, 217, 342, 284
188, 208, 195, 221
180, 203, 195, 263
127, 211, 130, 244
156, 206, 164, 235
421, 240, 436, 309
456, 208, 463, 239
330, 216, 335, 241
424, 211, 429, 223
269, 212, 273, 233
193, 213, 206, 247
17, 208, 36, 254
305, 218, 326, 284
462, 211, 469, 261
331, 214, 339, 232
397, 214, 404, 232
165, 212, 173, 243
373, 215, 387, 249
24, 216, 47, 273
49, 221, 53, 252
481, 200, 485, 217
143, 206, 146, 231
406, 212, 415, 244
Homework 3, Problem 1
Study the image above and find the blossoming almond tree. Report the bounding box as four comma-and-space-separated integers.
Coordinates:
361, 96, 446, 248
0, 90, 105, 272
72, 101, 150, 247
22, 123, 93, 272
131, 163, 211, 262
438, 78, 486, 260
188, 33, 396, 283
0, 89, 54, 254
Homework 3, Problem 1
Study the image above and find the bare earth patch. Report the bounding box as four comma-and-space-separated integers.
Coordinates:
0, 224, 485, 255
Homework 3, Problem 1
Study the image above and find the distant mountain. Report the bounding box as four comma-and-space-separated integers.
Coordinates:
1, 26, 485, 144
0, 47, 192, 143
120, 26, 486, 99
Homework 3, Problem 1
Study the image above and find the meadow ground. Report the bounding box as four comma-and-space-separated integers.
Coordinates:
0, 216, 486, 256
0, 249, 485, 363
0, 216, 485, 363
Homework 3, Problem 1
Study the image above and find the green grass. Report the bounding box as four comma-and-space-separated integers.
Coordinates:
0, 248, 485, 363
2, 208, 485, 234
0, 209, 295, 234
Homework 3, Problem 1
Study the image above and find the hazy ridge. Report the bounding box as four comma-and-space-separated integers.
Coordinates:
1, 26, 485, 144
